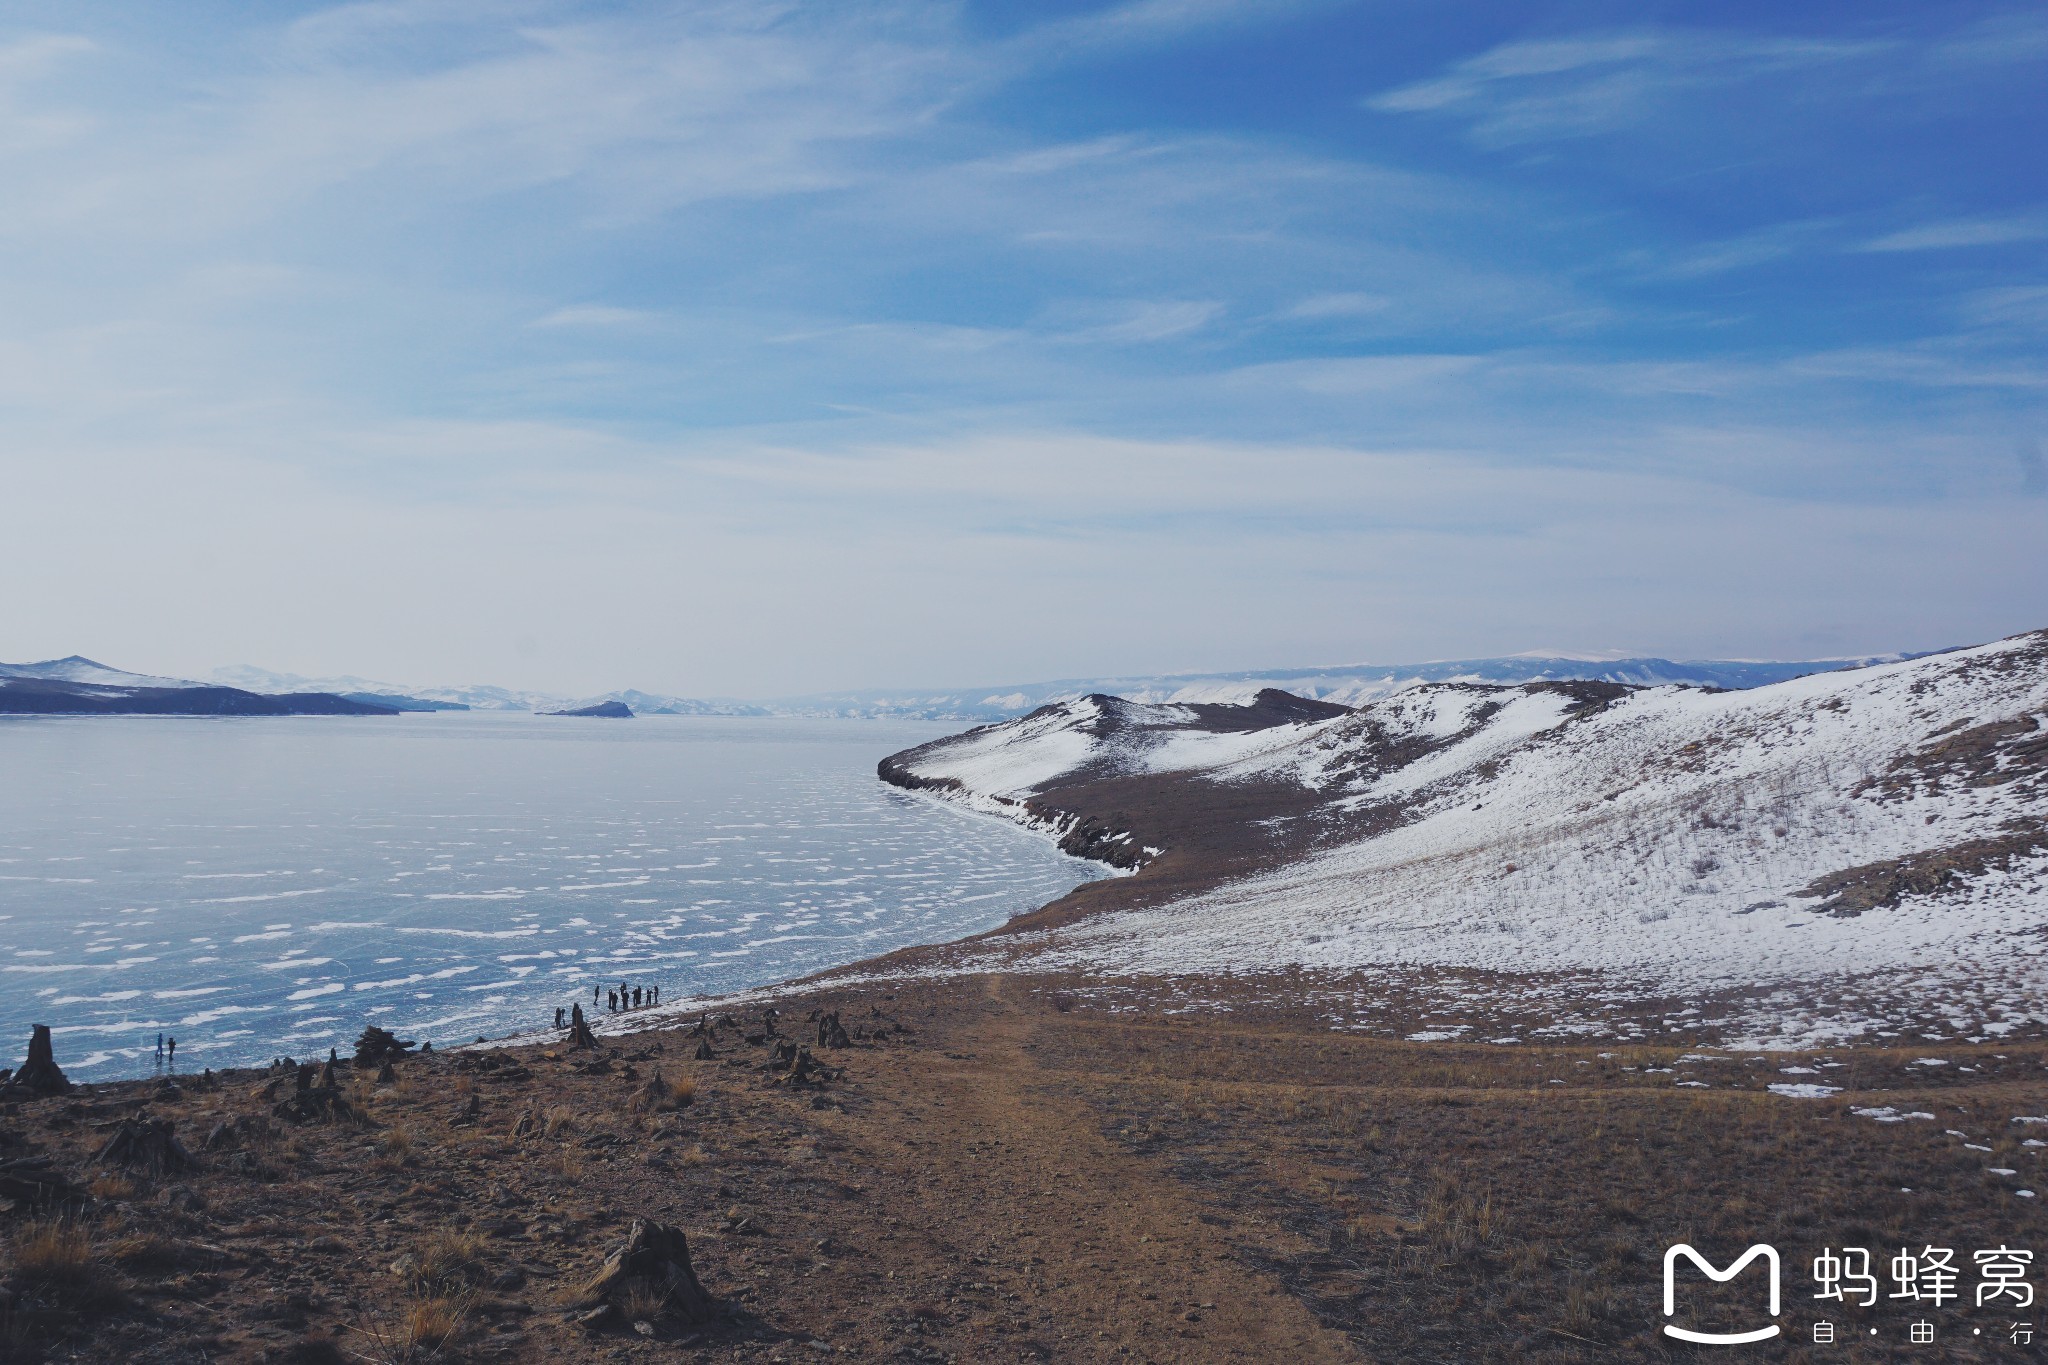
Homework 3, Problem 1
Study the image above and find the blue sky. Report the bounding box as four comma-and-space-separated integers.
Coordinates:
1, 0, 2043, 695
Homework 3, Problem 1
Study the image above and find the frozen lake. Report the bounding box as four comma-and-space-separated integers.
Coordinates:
0, 712, 1099, 1079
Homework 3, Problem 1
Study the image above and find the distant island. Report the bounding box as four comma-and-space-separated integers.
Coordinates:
544, 699, 633, 718
337, 691, 469, 712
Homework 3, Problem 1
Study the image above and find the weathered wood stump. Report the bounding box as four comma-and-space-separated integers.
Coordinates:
567, 1002, 600, 1051
693, 1036, 715, 1061
92, 1112, 196, 1177
1, 1024, 72, 1098
375, 1058, 398, 1085
574, 1219, 718, 1325
816, 1011, 851, 1049
272, 1059, 357, 1124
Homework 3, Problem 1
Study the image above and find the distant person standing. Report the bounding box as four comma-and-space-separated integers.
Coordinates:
632, 986, 643, 1009
553, 1006, 565, 1029
155, 1031, 165, 1064
651, 985, 659, 1006
166, 1037, 176, 1066
594, 984, 601, 1005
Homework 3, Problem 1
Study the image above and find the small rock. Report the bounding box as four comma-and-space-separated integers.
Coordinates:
490, 1267, 527, 1291
308, 1236, 344, 1254
633, 1320, 656, 1337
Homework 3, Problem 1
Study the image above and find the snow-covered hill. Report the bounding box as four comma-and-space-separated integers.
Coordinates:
882, 631, 2048, 1046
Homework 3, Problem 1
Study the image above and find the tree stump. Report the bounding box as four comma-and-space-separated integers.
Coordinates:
817, 1011, 850, 1049
693, 1036, 715, 1061
1, 1024, 72, 1098
575, 1219, 718, 1324
567, 1002, 600, 1051
92, 1112, 196, 1177
375, 1058, 398, 1085
272, 1061, 358, 1124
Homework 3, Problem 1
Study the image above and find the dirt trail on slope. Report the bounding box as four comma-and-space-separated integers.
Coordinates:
840, 975, 1362, 1363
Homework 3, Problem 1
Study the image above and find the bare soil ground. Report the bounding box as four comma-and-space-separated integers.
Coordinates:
5, 972, 2046, 1363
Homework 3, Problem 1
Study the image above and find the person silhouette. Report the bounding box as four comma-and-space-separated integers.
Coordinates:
155, 1031, 165, 1064
166, 1037, 177, 1067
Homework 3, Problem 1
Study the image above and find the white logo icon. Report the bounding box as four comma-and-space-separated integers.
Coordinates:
1663, 1243, 1782, 1344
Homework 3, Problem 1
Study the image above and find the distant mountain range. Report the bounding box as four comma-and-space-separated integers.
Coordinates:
0, 658, 397, 717
3, 648, 1945, 720
768, 650, 1937, 721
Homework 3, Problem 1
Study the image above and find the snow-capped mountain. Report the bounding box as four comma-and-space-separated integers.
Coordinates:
880, 629, 2048, 1046
778, 650, 1929, 721
0, 656, 197, 689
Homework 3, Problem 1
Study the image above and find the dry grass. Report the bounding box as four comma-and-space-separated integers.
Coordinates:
13, 1220, 94, 1285
618, 1281, 670, 1322
403, 1295, 467, 1352
349, 1292, 472, 1364
104, 1232, 183, 1271
408, 1229, 487, 1290
373, 1121, 416, 1172
542, 1105, 577, 1139
632, 1068, 696, 1114
86, 1173, 139, 1201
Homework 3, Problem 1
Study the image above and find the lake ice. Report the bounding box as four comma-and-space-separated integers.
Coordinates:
0, 712, 1099, 1079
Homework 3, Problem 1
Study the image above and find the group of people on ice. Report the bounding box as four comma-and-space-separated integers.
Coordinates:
549, 980, 661, 1031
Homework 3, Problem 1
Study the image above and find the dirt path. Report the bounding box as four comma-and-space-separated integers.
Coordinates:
833, 976, 1362, 1364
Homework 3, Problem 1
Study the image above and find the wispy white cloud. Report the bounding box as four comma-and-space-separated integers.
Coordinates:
1633, 219, 1839, 279
530, 305, 651, 328
1368, 28, 1887, 147
1282, 291, 1391, 319
1061, 300, 1224, 344
1857, 215, 2048, 253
